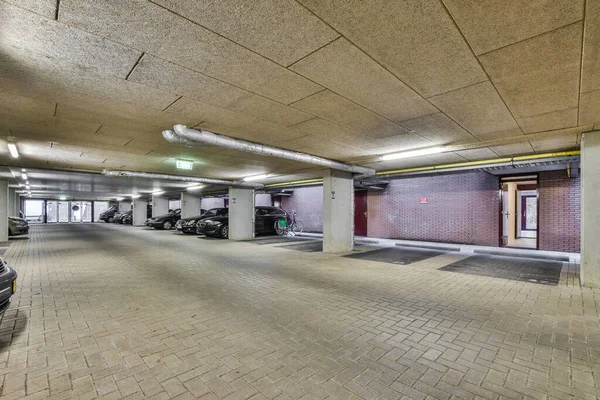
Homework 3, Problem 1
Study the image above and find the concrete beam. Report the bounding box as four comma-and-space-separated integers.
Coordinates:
581, 130, 600, 288
323, 170, 354, 253
228, 187, 254, 240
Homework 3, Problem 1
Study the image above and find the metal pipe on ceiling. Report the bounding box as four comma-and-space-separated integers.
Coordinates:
163, 125, 376, 176
101, 169, 264, 189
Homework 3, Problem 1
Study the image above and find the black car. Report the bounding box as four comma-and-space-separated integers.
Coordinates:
196, 206, 288, 239
175, 209, 213, 234
99, 206, 118, 222
145, 209, 181, 230
118, 210, 133, 225
0, 257, 17, 315
8, 217, 29, 236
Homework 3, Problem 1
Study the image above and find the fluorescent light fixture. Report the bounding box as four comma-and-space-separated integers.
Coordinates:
381, 146, 445, 161
21, 168, 26, 172
21, 173, 28, 180
27, 191, 32, 195
7, 143, 18, 158
25, 185, 31, 190
176, 160, 193, 170
131, 194, 141, 199
59, 196, 66, 200
243, 174, 269, 181
116, 197, 124, 201
152, 190, 164, 195
26, 181, 29, 185
187, 185, 204, 191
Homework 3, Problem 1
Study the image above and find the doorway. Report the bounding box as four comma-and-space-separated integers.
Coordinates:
500, 176, 538, 249
46, 201, 94, 223
354, 191, 368, 237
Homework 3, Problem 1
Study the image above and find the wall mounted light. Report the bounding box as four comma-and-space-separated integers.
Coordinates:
59, 196, 67, 200
151, 190, 164, 195
131, 194, 141, 199
25, 185, 31, 190
176, 160, 193, 170
381, 146, 445, 161
243, 174, 269, 181
186, 185, 204, 191
7, 143, 19, 158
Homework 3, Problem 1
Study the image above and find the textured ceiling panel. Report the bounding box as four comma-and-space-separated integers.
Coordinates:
489, 141, 535, 156
225, 93, 313, 126
474, 128, 525, 142
581, 0, 600, 94
400, 113, 476, 145
0, 50, 179, 111
528, 133, 578, 153
290, 38, 438, 122
0, 91, 56, 118
453, 147, 499, 161
299, 0, 487, 97
290, 90, 407, 139
517, 108, 578, 134
59, 0, 323, 104
444, 0, 584, 55
3, 0, 56, 18
151, 0, 339, 66
165, 97, 257, 129
428, 81, 519, 136
127, 55, 248, 109
0, 2, 141, 78
579, 90, 600, 126
480, 22, 582, 118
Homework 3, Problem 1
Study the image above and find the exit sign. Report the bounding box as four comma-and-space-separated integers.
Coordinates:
419, 197, 428, 204
176, 160, 193, 170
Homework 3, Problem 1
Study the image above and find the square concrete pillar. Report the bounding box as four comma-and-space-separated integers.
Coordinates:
132, 199, 148, 226
8, 188, 17, 217
152, 196, 168, 217
118, 201, 131, 212
201, 197, 225, 210
0, 181, 8, 242
228, 187, 255, 240
323, 170, 354, 253
181, 192, 202, 219
581, 130, 600, 288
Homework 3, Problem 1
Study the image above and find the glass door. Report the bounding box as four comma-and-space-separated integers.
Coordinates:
80, 202, 92, 222
58, 202, 69, 222
46, 201, 58, 223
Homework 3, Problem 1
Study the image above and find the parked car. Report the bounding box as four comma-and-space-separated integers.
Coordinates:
8, 217, 29, 236
118, 211, 133, 225
196, 206, 288, 239
0, 257, 17, 315
99, 206, 118, 223
145, 209, 181, 230
175, 209, 211, 234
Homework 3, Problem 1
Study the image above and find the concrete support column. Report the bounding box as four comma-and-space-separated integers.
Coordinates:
132, 199, 148, 226
181, 192, 202, 219
581, 130, 600, 288
323, 170, 354, 253
8, 188, 17, 217
0, 181, 8, 242
118, 201, 131, 212
228, 187, 254, 240
201, 197, 225, 210
152, 196, 168, 217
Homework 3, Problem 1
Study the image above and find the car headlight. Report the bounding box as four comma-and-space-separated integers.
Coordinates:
186, 220, 196, 226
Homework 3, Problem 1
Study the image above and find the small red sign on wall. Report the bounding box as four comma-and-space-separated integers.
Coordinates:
419, 197, 428, 204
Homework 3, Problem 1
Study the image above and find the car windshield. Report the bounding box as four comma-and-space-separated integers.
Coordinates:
204, 208, 228, 217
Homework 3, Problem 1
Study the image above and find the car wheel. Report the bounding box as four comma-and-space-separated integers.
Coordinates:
108, 217, 114, 223
220, 225, 229, 239
162, 221, 172, 230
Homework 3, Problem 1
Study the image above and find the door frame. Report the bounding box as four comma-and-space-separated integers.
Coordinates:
498, 173, 539, 249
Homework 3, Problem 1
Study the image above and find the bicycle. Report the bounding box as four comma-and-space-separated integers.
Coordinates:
274, 210, 303, 235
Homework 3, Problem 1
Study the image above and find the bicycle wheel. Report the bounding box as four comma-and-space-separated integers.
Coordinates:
292, 221, 304, 234
274, 220, 286, 235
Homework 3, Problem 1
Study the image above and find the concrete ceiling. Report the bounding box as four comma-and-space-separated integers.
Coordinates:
0, 0, 596, 196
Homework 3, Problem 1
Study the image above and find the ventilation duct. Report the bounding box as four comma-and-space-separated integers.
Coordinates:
163, 125, 376, 176
102, 170, 264, 189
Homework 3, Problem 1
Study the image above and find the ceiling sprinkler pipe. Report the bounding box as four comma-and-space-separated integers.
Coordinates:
102, 169, 264, 189
167, 124, 376, 177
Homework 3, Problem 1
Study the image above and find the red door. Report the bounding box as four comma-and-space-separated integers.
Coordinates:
354, 191, 368, 237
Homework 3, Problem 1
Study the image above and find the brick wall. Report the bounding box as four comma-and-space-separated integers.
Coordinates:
367, 172, 500, 246
538, 170, 580, 253
280, 186, 323, 233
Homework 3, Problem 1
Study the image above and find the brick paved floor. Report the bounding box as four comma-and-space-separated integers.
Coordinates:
0, 224, 598, 399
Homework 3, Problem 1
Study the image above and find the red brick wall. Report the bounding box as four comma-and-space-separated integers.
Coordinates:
280, 186, 323, 233
367, 172, 500, 246
538, 170, 580, 253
